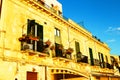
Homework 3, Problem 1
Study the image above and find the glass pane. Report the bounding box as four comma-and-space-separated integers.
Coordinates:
57, 30, 60, 36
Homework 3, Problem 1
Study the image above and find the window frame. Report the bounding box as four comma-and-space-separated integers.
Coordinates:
54, 28, 60, 37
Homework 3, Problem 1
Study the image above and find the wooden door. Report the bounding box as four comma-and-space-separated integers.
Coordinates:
27, 72, 37, 80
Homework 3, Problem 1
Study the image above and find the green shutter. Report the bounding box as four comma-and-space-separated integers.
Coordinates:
27, 20, 43, 52
75, 41, 80, 54
89, 48, 94, 65
98, 52, 105, 68
101, 53, 105, 68
36, 23, 43, 52
106, 56, 108, 63
27, 19, 35, 35
98, 52, 102, 67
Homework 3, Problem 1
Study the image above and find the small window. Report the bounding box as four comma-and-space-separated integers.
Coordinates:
54, 28, 60, 37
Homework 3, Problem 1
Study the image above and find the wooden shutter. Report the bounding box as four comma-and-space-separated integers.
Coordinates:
36, 23, 43, 52
101, 53, 105, 68
75, 41, 80, 54
27, 19, 43, 52
89, 48, 94, 65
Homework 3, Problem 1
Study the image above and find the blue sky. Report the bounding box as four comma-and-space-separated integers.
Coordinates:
58, 0, 120, 55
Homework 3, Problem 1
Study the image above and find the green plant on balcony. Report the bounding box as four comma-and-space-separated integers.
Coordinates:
65, 47, 74, 59
94, 59, 100, 66
76, 52, 82, 62
66, 47, 74, 53
55, 44, 64, 57
42, 40, 52, 55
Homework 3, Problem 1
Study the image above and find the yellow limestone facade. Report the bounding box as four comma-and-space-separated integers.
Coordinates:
0, 0, 120, 80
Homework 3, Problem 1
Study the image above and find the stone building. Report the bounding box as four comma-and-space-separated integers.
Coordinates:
0, 0, 120, 80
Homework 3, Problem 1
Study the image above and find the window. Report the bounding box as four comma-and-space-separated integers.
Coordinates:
54, 28, 61, 44
27, 19, 44, 52
54, 28, 60, 37
20, 19, 44, 52
98, 52, 105, 68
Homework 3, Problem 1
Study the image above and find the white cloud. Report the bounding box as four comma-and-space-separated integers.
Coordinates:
105, 27, 120, 34
116, 27, 120, 31
106, 39, 116, 43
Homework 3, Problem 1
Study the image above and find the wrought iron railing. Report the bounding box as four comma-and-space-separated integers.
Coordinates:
77, 55, 88, 63
94, 59, 100, 66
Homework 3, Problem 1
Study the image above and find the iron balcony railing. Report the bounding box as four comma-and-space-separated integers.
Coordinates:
77, 55, 88, 63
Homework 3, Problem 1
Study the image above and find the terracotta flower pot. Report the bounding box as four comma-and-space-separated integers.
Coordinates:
67, 48, 74, 53
18, 34, 39, 42
29, 36, 39, 41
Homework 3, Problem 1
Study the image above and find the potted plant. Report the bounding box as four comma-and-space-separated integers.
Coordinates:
65, 47, 74, 59
18, 34, 39, 42
66, 47, 74, 54
18, 34, 29, 42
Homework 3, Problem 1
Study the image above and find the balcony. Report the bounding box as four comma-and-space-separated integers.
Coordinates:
18, 34, 51, 58
94, 59, 100, 66
93, 59, 114, 69
77, 55, 88, 63
52, 57, 90, 78
17, 35, 115, 77
106, 63, 114, 69
91, 66, 114, 75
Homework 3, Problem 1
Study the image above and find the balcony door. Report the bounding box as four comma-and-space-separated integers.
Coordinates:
27, 19, 43, 52
98, 52, 105, 68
